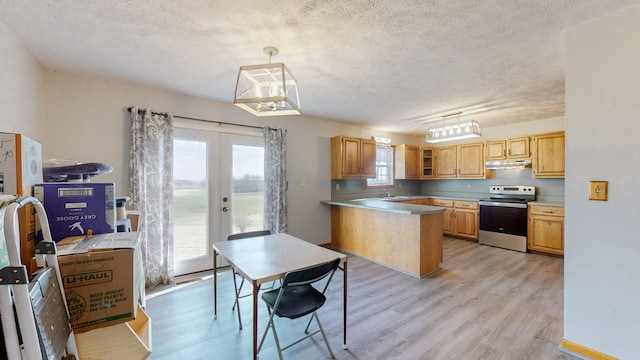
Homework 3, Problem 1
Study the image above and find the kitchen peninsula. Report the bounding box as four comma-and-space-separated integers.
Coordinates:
322, 198, 445, 278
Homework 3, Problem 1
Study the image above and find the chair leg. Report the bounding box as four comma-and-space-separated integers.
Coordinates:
232, 276, 245, 310
304, 313, 314, 334
314, 312, 335, 359
258, 307, 284, 360
231, 271, 242, 330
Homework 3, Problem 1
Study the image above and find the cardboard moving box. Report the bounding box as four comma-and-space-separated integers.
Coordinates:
75, 304, 151, 359
56, 232, 145, 333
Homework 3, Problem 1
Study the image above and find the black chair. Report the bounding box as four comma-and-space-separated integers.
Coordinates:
257, 258, 341, 360
227, 229, 272, 330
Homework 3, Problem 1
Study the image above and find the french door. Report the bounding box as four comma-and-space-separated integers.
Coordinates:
173, 125, 265, 275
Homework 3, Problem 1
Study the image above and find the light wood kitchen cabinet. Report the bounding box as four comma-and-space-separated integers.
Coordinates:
435, 142, 486, 179
452, 201, 479, 240
431, 199, 478, 240
532, 131, 565, 178
528, 205, 564, 255
331, 136, 377, 179
457, 143, 485, 178
486, 137, 531, 160
395, 144, 421, 179
398, 198, 432, 205
420, 147, 434, 178
434, 146, 457, 178
431, 199, 453, 234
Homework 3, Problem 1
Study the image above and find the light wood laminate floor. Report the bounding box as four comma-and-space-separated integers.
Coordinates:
145, 237, 575, 360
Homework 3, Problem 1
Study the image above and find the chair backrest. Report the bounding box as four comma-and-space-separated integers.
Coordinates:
227, 229, 272, 241
283, 258, 341, 288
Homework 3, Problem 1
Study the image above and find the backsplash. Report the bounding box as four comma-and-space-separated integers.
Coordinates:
330, 168, 564, 203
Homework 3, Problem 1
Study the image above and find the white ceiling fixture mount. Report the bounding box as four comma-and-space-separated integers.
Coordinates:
233, 46, 301, 117
424, 112, 481, 143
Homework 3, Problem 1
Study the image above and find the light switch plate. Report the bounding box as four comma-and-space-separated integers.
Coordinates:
589, 181, 608, 201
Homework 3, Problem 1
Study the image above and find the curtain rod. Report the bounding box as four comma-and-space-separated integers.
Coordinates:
126, 107, 284, 132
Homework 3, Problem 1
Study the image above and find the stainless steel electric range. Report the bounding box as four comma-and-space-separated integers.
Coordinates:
478, 185, 536, 252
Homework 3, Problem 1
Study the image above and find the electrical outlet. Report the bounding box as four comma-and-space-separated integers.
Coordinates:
301, 179, 306, 187
335, 183, 340, 191
589, 181, 608, 201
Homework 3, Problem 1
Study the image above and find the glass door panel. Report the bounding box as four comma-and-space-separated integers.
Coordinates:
173, 138, 208, 263
221, 135, 265, 238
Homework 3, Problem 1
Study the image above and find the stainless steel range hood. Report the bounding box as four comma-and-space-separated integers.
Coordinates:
485, 159, 532, 170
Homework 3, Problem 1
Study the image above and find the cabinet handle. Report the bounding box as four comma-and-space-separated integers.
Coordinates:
503, 149, 506, 157
542, 210, 553, 214
508, 149, 512, 156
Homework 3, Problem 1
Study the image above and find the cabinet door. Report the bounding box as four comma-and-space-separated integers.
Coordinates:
442, 207, 453, 235
532, 132, 565, 178
435, 146, 457, 178
486, 140, 507, 160
507, 137, 530, 159
360, 139, 377, 178
528, 214, 564, 255
457, 142, 485, 178
395, 145, 420, 179
420, 147, 434, 178
453, 209, 479, 240
341, 137, 362, 177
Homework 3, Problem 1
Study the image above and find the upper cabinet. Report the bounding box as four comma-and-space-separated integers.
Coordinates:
331, 136, 377, 179
434, 146, 457, 178
395, 144, 421, 179
420, 147, 434, 179
435, 142, 486, 179
532, 131, 565, 178
457, 142, 486, 178
486, 136, 531, 160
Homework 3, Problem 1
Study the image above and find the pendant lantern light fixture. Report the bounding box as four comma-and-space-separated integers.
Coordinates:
424, 111, 481, 143
233, 46, 301, 116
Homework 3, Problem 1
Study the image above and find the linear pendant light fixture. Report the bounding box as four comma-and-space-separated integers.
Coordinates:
233, 46, 301, 116
424, 111, 481, 143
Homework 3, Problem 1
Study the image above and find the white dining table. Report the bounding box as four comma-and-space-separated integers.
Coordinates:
212, 232, 348, 360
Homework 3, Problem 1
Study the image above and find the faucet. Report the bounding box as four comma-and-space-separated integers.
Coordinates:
382, 189, 391, 198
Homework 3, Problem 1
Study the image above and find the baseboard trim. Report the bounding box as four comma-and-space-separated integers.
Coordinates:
559, 339, 618, 360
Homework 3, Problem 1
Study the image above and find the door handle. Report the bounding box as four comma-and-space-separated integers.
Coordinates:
222, 207, 228, 212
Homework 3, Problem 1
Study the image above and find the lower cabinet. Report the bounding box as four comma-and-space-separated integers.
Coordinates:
528, 205, 564, 255
431, 199, 478, 240
400, 198, 431, 205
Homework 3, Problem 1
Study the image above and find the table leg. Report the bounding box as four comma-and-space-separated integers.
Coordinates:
253, 280, 259, 360
213, 249, 217, 319
343, 259, 348, 349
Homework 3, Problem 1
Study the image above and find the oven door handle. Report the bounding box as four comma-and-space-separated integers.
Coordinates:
479, 201, 528, 209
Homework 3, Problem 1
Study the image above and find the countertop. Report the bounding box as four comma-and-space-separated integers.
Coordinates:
321, 199, 445, 215
528, 201, 564, 207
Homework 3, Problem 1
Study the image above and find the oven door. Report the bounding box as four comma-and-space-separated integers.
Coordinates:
479, 202, 528, 237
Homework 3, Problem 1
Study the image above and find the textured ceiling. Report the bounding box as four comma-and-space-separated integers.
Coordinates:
1, 0, 639, 134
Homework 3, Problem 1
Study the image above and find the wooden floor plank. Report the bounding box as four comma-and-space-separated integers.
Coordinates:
145, 237, 576, 360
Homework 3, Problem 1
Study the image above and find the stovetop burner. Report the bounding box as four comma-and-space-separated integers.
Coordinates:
486, 185, 536, 201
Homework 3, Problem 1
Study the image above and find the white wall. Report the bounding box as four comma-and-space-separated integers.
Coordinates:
565, 4, 640, 358
0, 20, 44, 138
40, 70, 417, 245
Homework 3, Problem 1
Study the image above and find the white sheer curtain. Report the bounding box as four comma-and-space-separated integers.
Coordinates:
263, 127, 287, 233
129, 107, 174, 287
